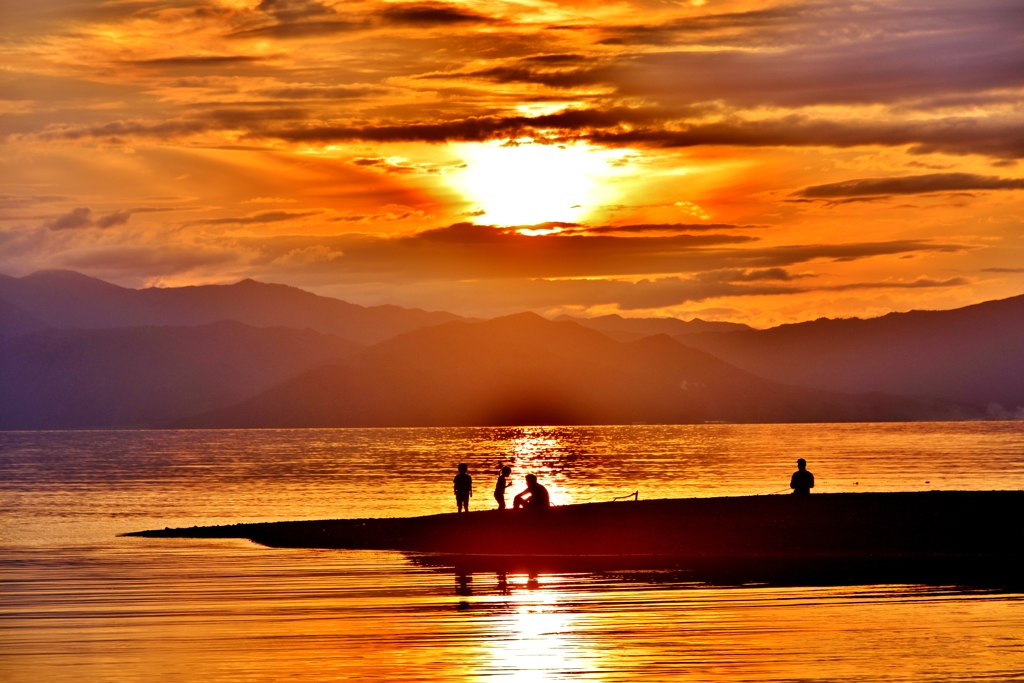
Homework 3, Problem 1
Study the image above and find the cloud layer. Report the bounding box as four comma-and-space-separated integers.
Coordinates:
1, 0, 1022, 324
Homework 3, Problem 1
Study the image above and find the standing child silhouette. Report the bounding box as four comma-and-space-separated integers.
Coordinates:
454, 463, 472, 512
494, 466, 512, 510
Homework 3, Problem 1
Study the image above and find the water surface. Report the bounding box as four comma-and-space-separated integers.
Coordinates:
2, 423, 1023, 681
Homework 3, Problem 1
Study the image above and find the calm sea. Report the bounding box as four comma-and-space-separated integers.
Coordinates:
2, 423, 1023, 681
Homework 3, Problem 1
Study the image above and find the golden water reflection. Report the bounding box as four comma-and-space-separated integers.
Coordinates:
2, 543, 1022, 682
3, 425, 1024, 681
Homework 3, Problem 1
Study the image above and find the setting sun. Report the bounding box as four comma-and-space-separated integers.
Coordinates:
450, 142, 628, 226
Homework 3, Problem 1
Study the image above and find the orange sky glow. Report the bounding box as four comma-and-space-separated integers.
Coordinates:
2, 0, 1023, 325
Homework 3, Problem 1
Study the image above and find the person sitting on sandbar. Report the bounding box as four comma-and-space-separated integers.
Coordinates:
512, 473, 550, 510
790, 458, 814, 495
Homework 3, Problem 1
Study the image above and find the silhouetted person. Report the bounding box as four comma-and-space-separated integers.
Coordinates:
455, 571, 472, 597
790, 458, 814, 495
512, 473, 550, 511
454, 463, 472, 512
494, 465, 512, 510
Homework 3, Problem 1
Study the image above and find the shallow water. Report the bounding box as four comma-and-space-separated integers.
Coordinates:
2, 424, 1023, 681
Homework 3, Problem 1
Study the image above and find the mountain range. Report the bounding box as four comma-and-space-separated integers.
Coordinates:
555, 313, 750, 342
1, 321, 360, 429
0, 269, 462, 345
679, 294, 1024, 411
175, 313, 966, 428
1, 269, 1021, 429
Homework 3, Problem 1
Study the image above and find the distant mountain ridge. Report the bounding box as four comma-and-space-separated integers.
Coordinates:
679, 294, 1024, 411
555, 313, 750, 342
0, 321, 361, 429
176, 313, 970, 428
0, 269, 464, 345
1, 269, 1020, 429
0, 298, 45, 338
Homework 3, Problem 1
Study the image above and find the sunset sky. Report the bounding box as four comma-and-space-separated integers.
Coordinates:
2, 0, 1022, 326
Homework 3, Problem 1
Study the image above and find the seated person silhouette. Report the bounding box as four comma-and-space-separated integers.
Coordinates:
790, 458, 814, 495
453, 463, 472, 513
512, 473, 550, 511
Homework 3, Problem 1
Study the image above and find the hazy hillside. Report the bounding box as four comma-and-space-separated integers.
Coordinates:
0, 270, 464, 345
177, 314, 970, 428
0, 299, 46, 339
556, 313, 750, 342
0, 321, 362, 429
679, 294, 1024, 411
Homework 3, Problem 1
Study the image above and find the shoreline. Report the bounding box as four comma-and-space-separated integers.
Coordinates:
127, 491, 1023, 587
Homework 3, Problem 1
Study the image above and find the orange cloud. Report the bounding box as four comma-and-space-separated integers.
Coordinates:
1, 0, 1021, 322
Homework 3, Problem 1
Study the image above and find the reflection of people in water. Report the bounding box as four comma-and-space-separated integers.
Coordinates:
790, 458, 815, 495
455, 571, 472, 597
454, 463, 472, 512
494, 465, 512, 510
512, 473, 550, 510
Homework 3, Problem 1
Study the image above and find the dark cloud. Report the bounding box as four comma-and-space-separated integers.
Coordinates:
129, 55, 265, 67
45, 207, 135, 230
754, 241, 965, 266
230, 19, 364, 39
230, 0, 494, 37
527, 276, 798, 310
256, 111, 1024, 160
572, 223, 752, 235
257, 0, 336, 21
796, 173, 1024, 198
250, 107, 659, 145
226, 0, 362, 38
982, 267, 1024, 273
242, 223, 966, 281
598, 4, 811, 46
379, 3, 496, 26
37, 118, 214, 141
700, 267, 805, 283
401, 272, 970, 311
614, 37, 1023, 108
0, 195, 69, 209
448, 65, 611, 89
260, 85, 385, 100
95, 210, 132, 228
185, 210, 319, 226
589, 115, 1024, 160
46, 207, 93, 230
599, 2, 1024, 108
59, 246, 238, 277
521, 54, 588, 65
827, 276, 970, 290
33, 104, 1024, 161
797, 173, 1024, 198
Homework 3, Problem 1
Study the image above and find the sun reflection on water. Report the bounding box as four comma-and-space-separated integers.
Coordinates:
487, 593, 583, 680
467, 574, 601, 682
4, 421, 1024, 683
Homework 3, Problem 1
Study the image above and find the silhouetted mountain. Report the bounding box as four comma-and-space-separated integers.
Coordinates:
555, 313, 750, 342
0, 298, 46, 339
0, 321, 361, 429
176, 314, 970, 428
0, 270, 464, 344
679, 294, 1024, 411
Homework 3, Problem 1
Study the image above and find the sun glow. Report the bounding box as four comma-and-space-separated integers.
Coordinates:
450, 141, 628, 226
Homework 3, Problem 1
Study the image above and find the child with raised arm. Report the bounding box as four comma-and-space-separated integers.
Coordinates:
494, 466, 512, 510
453, 463, 472, 512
